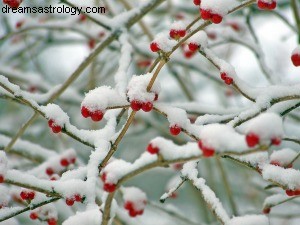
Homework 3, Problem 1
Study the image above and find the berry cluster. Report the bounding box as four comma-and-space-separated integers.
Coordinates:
101, 172, 117, 193
150, 42, 160, 52
124, 200, 146, 217
181, 44, 197, 59
220, 72, 233, 85
48, 119, 62, 133
285, 189, 300, 197
198, 140, 215, 157
257, 0, 276, 10
20, 189, 35, 201
81, 106, 104, 121
3, 0, 22, 8
65, 194, 83, 206
60, 155, 76, 167
29, 211, 57, 225
200, 8, 223, 24
0, 174, 4, 183
245, 133, 281, 148
130, 93, 158, 112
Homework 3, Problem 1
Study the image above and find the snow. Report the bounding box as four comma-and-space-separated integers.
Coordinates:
152, 33, 178, 52
188, 31, 208, 48
200, 0, 238, 16
244, 112, 283, 143
122, 187, 147, 211
127, 73, 161, 102
0, 151, 8, 176
155, 104, 189, 128
170, 21, 186, 31
270, 148, 297, 166
292, 46, 300, 55
227, 215, 269, 225
41, 103, 70, 127
62, 208, 101, 225
262, 164, 300, 190
0, 186, 10, 207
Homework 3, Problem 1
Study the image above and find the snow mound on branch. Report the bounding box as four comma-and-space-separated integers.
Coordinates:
103, 160, 131, 184
201, 0, 238, 16
270, 148, 297, 165
170, 21, 186, 31
155, 104, 189, 128
122, 187, 147, 211
262, 164, 300, 190
188, 31, 208, 48
236, 152, 268, 166
245, 113, 283, 142
41, 103, 69, 126
153, 33, 177, 52
0, 186, 10, 207
62, 208, 101, 225
127, 73, 161, 102
82, 86, 127, 111
0, 151, 8, 176
199, 124, 247, 152
227, 215, 268, 225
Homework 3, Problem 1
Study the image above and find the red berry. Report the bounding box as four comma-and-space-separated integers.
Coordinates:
48, 218, 57, 225
90, 110, 104, 122
246, 133, 260, 147
224, 77, 233, 85
30, 212, 38, 220
220, 72, 227, 80
79, 14, 87, 22
81, 106, 90, 118
74, 194, 82, 202
154, 93, 158, 101
141, 102, 153, 112
150, 42, 160, 52
198, 140, 203, 149
263, 208, 271, 214
52, 125, 62, 133
201, 146, 215, 157
136, 210, 144, 215
130, 100, 142, 111
3, 0, 22, 8
147, 143, 159, 154
170, 192, 178, 198
20, 191, 28, 200
286, 164, 293, 168
211, 14, 223, 24
170, 29, 179, 39
193, 0, 201, 5
101, 172, 107, 182
66, 197, 75, 206
70, 157, 76, 164
46, 167, 54, 176
294, 189, 300, 195
60, 158, 69, 167
178, 30, 186, 37
291, 53, 300, 67
286, 189, 295, 196
271, 137, 281, 146
103, 183, 117, 193
269, 1, 276, 9
257, 0, 267, 9
48, 119, 54, 128
200, 9, 212, 20
124, 201, 133, 210
88, 39, 96, 49
184, 50, 196, 58
0, 174, 4, 183
27, 191, 35, 200
129, 209, 138, 217
188, 43, 199, 52
16, 20, 24, 29
169, 124, 181, 136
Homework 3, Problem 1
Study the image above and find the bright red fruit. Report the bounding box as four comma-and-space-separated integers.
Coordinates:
81, 106, 90, 118
257, 0, 276, 10
74, 194, 82, 202
27, 191, 35, 200
154, 93, 158, 101
141, 102, 153, 112
188, 43, 199, 51
0, 174, 4, 183
246, 133, 260, 147
263, 208, 271, 214
20, 191, 28, 200
291, 53, 300, 67
48, 218, 57, 225
130, 100, 142, 111
220, 72, 227, 80
3, 0, 22, 8
66, 197, 75, 206
30, 212, 38, 220
193, 0, 201, 5
124, 201, 133, 210
169, 124, 181, 136
286, 189, 295, 196
88, 39, 96, 49
271, 137, 281, 146
211, 14, 223, 24
150, 42, 160, 52
200, 9, 212, 20
46, 167, 54, 176
48, 119, 62, 133
224, 77, 233, 85
147, 143, 159, 154
101, 172, 107, 182
202, 146, 215, 157
103, 183, 117, 193
90, 110, 104, 122
60, 158, 69, 167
